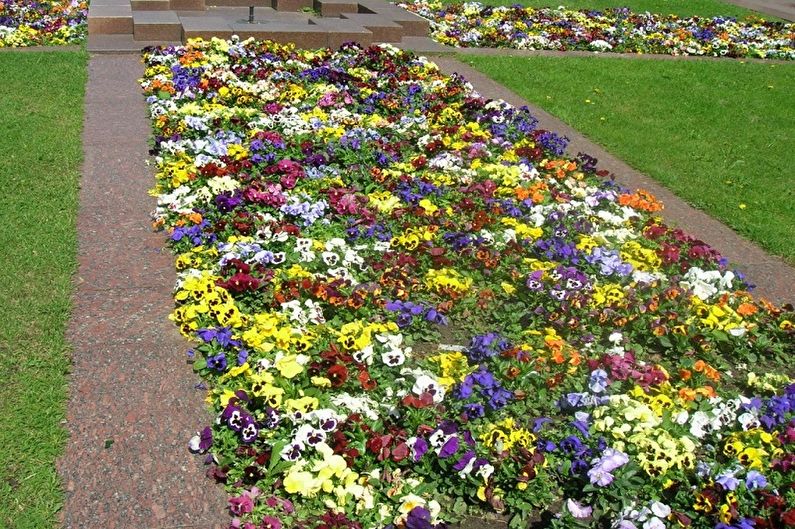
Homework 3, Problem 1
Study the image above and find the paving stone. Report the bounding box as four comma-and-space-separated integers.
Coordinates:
134, 10, 184, 40
60, 53, 229, 529
88, 33, 180, 53
723, 0, 795, 20
88, 4, 134, 34
397, 35, 454, 53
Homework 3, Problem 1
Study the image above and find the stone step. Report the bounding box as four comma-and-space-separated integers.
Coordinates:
313, 0, 358, 17
309, 18, 373, 47
339, 13, 403, 42
131, 0, 170, 10
170, 0, 206, 9
180, 15, 234, 39
206, 0, 272, 6
229, 22, 329, 47
88, 4, 134, 35
374, 8, 429, 36
271, 0, 314, 12
134, 10, 183, 41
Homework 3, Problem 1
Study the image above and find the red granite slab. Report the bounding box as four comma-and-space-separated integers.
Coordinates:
57, 54, 228, 529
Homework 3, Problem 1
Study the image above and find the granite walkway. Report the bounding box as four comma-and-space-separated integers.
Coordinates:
57, 54, 227, 528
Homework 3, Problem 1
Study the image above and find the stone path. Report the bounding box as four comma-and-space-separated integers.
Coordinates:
58, 54, 227, 528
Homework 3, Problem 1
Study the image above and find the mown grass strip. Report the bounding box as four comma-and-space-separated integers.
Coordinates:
0, 50, 87, 529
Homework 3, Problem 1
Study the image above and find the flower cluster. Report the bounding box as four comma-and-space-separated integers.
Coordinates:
398, 1, 795, 59
142, 38, 795, 529
0, 0, 87, 47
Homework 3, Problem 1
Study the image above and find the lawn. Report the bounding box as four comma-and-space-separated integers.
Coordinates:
436, 0, 772, 19
460, 54, 795, 262
0, 50, 86, 528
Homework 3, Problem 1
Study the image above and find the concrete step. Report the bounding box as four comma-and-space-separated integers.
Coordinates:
88, 4, 134, 35
131, 0, 171, 10
134, 10, 183, 41
339, 13, 403, 42
313, 0, 358, 17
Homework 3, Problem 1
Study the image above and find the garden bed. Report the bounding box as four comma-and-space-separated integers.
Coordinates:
0, 0, 87, 47
397, 1, 795, 59
142, 38, 795, 529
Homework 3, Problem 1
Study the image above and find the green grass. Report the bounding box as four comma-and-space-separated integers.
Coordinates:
0, 51, 86, 528
460, 55, 795, 262
437, 0, 773, 20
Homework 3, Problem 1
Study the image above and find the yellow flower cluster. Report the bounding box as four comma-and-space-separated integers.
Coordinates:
337, 320, 398, 351
392, 226, 437, 250
689, 297, 747, 333
158, 157, 194, 189
175, 245, 218, 271
593, 391, 696, 477
171, 272, 244, 335
425, 268, 473, 295
500, 217, 543, 239
589, 282, 626, 307
723, 429, 781, 469
241, 311, 313, 355
479, 418, 536, 453
283, 443, 360, 498
429, 350, 476, 388
621, 241, 661, 271
368, 191, 402, 213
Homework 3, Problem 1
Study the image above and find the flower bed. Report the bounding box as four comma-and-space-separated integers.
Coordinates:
397, 1, 795, 59
0, 0, 87, 47
141, 38, 795, 529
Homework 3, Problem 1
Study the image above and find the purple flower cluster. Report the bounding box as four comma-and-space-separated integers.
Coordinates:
585, 247, 633, 277
456, 366, 513, 417
526, 265, 591, 302
587, 447, 629, 486
222, 403, 259, 444
466, 332, 511, 363
171, 220, 216, 246
742, 384, 795, 430
384, 299, 448, 327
